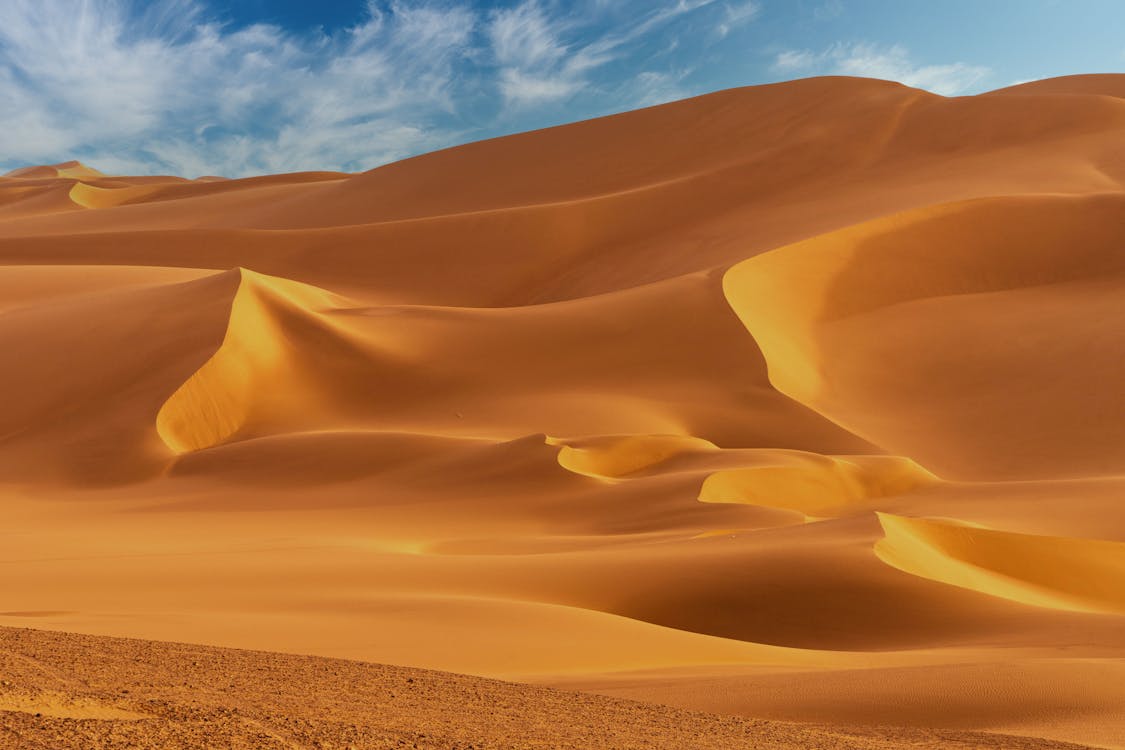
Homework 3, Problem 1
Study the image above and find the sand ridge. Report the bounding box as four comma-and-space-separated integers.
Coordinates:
1, 74, 1124, 749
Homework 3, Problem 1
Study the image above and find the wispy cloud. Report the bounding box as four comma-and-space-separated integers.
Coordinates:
812, 0, 844, 22
773, 49, 819, 72
0, 0, 477, 176
488, 2, 588, 106
0, 0, 758, 177
487, 0, 723, 108
771, 42, 990, 96
717, 1, 760, 38
627, 69, 693, 108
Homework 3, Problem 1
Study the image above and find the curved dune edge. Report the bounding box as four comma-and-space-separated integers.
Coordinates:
550, 433, 718, 478
720, 193, 1125, 480
68, 181, 160, 209
155, 268, 351, 453
875, 513, 1125, 614
719, 196, 1059, 411
700, 455, 936, 519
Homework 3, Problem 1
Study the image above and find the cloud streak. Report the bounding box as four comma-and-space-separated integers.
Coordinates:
487, 0, 725, 108
0, 0, 486, 176
1, 0, 741, 176
0, 1, 994, 178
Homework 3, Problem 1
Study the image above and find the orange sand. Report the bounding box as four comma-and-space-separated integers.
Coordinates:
1, 75, 1123, 749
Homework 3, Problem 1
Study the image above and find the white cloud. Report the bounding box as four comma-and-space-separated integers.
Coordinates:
0, 0, 474, 177
771, 42, 990, 96
487, 0, 723, 108
627, 69, 692, 108
631, 0, 719, 39
498, 68, 584, 105
813, 0, 844, 22
773, 49, 819, 72
489, 1, 568, 69
717, 1, 760, 38
0, 0, 736, 176
488, 2, 585, 106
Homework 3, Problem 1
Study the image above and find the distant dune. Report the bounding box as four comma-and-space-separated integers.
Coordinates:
1, 74, 1123, 749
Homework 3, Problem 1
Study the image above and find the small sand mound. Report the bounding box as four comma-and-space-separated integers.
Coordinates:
68, 181, 159, 209
551, 434, 718, 478
700, 454, 936, 518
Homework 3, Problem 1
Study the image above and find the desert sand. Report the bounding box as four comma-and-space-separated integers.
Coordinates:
0, 627, 1104, 749
0, 74, 1123, 749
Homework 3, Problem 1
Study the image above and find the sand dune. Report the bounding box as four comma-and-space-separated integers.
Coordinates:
3, 160, 105, 181
699, 454, 936, 519
724, 193, 1125, 479
1, 75, 1123, 748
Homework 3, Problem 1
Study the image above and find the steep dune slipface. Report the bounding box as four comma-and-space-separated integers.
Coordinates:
700, 454, 936, 519
876, 514, 1125, 614
68, 181, 165, 209
724, 194, 1125, 480
1, 75, 1124, 749
155, 269, 363, 453
155, 268, 871, 455
552, 434, 720, 478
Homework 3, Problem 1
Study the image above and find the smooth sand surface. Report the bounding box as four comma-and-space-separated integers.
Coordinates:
1, 75, 1123, 749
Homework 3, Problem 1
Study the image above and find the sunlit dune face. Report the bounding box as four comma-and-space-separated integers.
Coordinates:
2, 75, 1124, 750
876, 513, 1125, 614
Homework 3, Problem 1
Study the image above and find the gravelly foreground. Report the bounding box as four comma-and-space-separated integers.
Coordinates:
0, 627, 1101, 750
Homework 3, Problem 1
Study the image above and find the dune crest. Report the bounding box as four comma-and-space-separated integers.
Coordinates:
4, 160, 105, 181
723, 193, 1125, 480
155, 267, 358, 453
552, 434, 719, 478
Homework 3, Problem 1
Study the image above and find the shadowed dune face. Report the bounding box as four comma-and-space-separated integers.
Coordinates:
1, 75, 1124, 750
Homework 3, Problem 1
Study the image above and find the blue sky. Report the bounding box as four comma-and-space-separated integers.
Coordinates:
1, 0, 1122, 177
